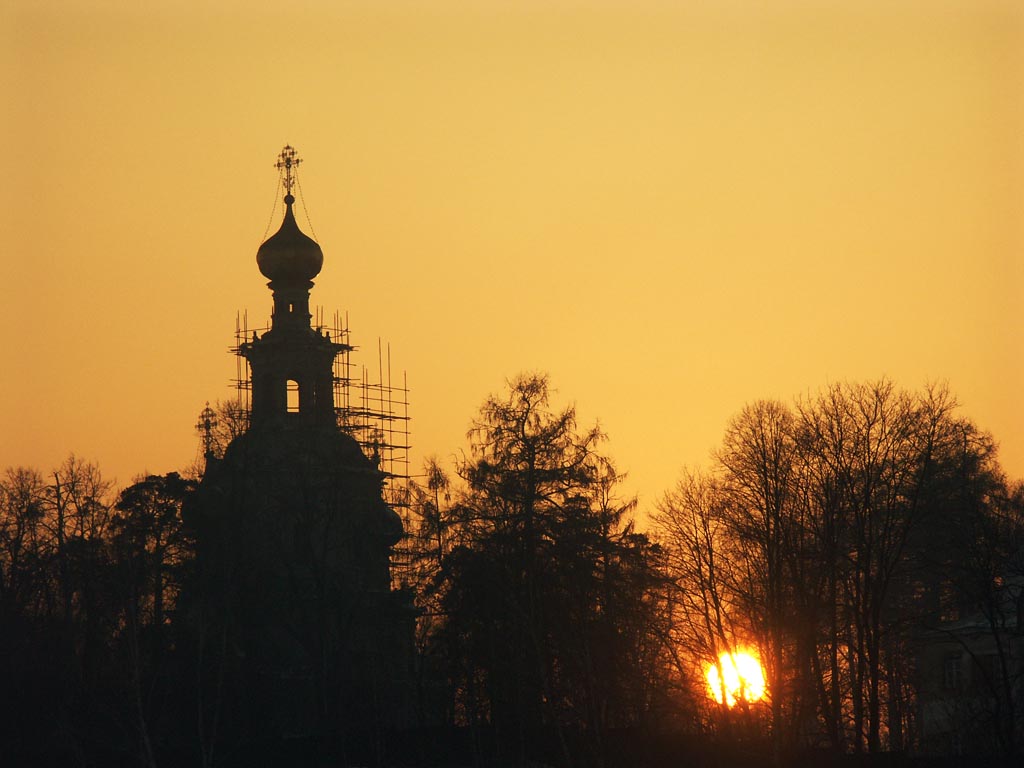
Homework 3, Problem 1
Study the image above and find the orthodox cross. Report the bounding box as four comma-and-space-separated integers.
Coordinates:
275, 145, 302, 195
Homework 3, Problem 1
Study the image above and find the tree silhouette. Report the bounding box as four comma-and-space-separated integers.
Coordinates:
431, 373, 665, 766
655, 380, 1024, 759
110, 472, 198, 767
1, 376, 1021, 765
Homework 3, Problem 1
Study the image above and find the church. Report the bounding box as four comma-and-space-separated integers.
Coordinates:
186, 147, 416, 760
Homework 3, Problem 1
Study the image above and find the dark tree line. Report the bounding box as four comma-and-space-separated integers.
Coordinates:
402, 374, 673, 767
0, 460, 197, 766
1, 376, 1022, 767
653, 381, 1024, 760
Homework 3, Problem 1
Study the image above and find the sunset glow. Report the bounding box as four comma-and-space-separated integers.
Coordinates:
2, 0, 1022, 508
706, 650, 767, 707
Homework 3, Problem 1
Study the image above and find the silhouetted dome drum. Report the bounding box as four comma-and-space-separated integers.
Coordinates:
256, 194, 324, 282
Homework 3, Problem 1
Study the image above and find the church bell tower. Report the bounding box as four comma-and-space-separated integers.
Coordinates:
187, 146, 413, 750
239, 145, 347, 429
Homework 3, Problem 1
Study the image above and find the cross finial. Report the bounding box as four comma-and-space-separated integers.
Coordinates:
195, 401, 219, 460
275, 145, 302, 195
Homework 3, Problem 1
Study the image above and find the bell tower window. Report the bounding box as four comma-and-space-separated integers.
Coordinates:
286, 379, 300, 413
244, 146, 338, 431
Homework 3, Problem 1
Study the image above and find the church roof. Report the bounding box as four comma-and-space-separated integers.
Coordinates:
256, 193, 324, 283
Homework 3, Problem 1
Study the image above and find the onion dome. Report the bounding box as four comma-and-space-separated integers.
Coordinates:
256, 194, 324, 282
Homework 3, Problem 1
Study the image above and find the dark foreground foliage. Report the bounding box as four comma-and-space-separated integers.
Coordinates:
2, 378, 1023, 767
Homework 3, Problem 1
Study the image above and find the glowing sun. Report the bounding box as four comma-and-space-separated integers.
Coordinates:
705, 650, 767, 707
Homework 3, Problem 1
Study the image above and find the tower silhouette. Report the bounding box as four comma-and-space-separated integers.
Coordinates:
186, 147, 414, 761
242, 146, 342, 429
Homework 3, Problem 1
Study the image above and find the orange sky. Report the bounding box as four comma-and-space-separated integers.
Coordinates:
2, 0, 1022, 510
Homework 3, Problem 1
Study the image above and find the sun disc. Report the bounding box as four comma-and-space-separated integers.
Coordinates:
705, 649, 766, 706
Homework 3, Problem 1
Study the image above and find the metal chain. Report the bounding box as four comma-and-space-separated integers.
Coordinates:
295, 170, 319, 242
261, 167, 283, 243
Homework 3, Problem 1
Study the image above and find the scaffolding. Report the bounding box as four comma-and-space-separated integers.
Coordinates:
230, 308, 411, 514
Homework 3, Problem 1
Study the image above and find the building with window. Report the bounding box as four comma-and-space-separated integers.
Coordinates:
186, 148, 415, 758
916, 575, 1024, 756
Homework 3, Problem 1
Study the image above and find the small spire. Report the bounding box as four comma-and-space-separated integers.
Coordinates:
196, 402, 219, 460
275, 145, 302, 197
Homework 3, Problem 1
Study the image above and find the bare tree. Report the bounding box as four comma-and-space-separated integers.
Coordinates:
44, 455, 115, 684
715, 400, 799, 753
655, 381, 1019, 758
652, 469, 745, 727
0, 467, 50, 622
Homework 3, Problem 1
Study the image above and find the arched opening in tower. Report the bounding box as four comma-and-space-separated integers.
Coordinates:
286, 379, 300, 413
